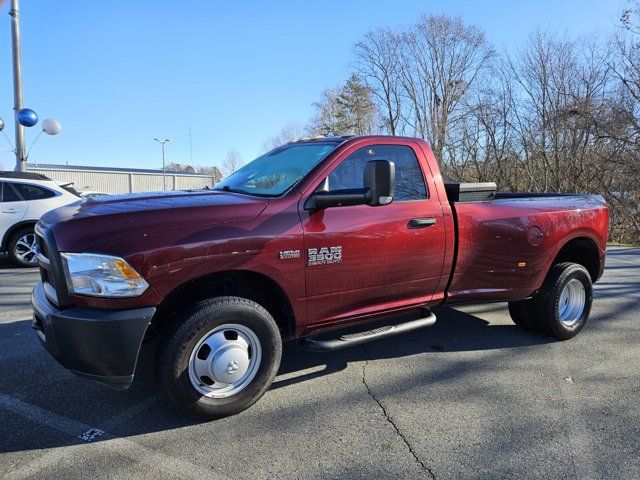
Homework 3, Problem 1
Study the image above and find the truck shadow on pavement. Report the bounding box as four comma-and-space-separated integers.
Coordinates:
0, 304, 556, 454
271, 305, 554, 391
1, 247, 635, 456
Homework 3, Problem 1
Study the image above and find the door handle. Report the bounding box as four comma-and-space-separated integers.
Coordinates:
408, 217, 436, 229
2, 209, 19, 214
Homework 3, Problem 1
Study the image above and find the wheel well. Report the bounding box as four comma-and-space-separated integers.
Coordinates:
551, 237, 600, 282
1, 221, 36, 251
152, 270, 296, 340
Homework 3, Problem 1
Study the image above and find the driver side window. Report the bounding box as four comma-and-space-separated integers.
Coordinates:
327, 145, 428, 201
327, 151, 368, 191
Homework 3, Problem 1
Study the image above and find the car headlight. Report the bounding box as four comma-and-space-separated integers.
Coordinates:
60, 253, 149, 298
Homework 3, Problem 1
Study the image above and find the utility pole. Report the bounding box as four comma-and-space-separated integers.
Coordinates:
10, 0, 26, 172
154, 138, 170, 190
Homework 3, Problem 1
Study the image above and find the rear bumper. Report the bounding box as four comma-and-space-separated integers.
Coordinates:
31, 282, 156, 390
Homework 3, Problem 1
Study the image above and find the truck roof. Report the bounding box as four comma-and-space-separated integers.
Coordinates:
288, 135, 355, 144
287, 134, 427, 146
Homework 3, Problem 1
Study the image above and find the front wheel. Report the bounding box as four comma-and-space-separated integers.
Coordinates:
158, 296, 282, 419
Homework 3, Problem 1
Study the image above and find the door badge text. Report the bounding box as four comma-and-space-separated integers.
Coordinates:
307, 246, 342, 266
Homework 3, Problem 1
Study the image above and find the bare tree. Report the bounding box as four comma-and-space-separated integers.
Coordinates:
355, 27, 406, 135
196, 165, 222, 184
309, 10, 640, 243
221, 149, 244, 178
399, 14, 495, 161
613, 1, 640, 147
261, 122, 307, 152
504, 32, 615, 192
164, 162, 193, 172
608, 1, 640, 242
163, 162, 222, 184
309, 74, 377, 136
618, 1, 640, 105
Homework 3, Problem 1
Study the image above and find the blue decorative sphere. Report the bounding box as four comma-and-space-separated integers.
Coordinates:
17, 108, 38, 127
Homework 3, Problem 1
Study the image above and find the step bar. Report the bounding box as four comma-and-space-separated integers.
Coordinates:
299, 309, 437, 352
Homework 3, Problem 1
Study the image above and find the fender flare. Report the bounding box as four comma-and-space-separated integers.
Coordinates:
1, 219, 38, 251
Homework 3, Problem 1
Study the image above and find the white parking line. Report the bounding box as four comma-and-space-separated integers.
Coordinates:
97, 395, 159, 432
0, 392, 94, 441
0, 393, 228, 480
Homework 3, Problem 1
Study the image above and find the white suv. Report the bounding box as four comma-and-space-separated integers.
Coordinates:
1, 172, 81, 267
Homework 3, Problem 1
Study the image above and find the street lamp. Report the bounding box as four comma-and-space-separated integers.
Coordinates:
154, 138, 170, 190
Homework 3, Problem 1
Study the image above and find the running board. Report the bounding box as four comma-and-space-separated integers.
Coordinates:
299, 309, 436, 352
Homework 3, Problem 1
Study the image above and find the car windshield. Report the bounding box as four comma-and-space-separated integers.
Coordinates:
214, 142, 339, 196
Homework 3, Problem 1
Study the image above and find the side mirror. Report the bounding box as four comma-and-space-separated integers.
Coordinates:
304, 159, 395, 210
364, 159, 395, 206
305, 188, 369, 210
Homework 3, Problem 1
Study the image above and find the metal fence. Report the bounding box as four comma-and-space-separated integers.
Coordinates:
26, 165, 215, 194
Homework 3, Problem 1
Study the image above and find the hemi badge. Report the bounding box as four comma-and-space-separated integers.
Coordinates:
279, 250, 301, 260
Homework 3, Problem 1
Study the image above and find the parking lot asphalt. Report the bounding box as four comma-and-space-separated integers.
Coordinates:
0, 246, 638, 479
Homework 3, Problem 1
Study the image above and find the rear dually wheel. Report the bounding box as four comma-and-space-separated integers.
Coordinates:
510, 262, 593, 340
534, 262, 592, 340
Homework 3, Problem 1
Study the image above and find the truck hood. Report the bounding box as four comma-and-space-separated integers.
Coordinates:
40, 190, 269, 251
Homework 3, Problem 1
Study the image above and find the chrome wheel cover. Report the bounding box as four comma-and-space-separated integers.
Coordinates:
188, 323, 262, 398
558, 279, 586, 327
14, 233, 38, 265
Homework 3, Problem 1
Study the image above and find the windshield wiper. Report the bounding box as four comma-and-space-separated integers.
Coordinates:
214, 185, 271, 197
215, 185, 248, 194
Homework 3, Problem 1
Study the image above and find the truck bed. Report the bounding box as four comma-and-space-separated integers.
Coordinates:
444, 189, 608, 304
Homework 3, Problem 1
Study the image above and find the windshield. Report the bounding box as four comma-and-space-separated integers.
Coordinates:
214, 143, 339, 196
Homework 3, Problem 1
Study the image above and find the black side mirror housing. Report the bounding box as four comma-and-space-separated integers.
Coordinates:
304, 159, 395, 210
305, 188, 369, 210
364, 159, 395, 206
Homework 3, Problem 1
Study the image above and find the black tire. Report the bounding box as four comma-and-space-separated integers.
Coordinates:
8, 226, 38, 268
158, 296, 282, 419
508, 299, 536, 330
532, 262, 593, 340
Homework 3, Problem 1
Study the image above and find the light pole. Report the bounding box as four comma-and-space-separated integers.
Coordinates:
154, 138, 170, 190
10, 0, 26, 171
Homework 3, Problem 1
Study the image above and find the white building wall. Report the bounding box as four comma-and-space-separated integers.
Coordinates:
26, 167, 214, 194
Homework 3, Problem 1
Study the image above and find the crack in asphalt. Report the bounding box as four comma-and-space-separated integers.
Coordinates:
361, 348, 436, 479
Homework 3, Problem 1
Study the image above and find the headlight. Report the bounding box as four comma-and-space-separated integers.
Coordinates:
60, 253, 149, 298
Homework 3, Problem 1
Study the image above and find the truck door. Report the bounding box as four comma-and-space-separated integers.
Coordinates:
299, 141, 446, 326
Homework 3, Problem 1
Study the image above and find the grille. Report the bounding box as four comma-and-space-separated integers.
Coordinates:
46, 270, 56, 290
36, 234, 48, 259
35, 226, 64, 305
36, 232, 49, 287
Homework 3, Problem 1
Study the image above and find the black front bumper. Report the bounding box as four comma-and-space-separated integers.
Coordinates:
31, 282, 156, 390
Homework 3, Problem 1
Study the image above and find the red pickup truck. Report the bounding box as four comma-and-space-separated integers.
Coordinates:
32, 135, 608, 418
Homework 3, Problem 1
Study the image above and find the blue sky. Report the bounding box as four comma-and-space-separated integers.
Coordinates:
0, 0, 627, 171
